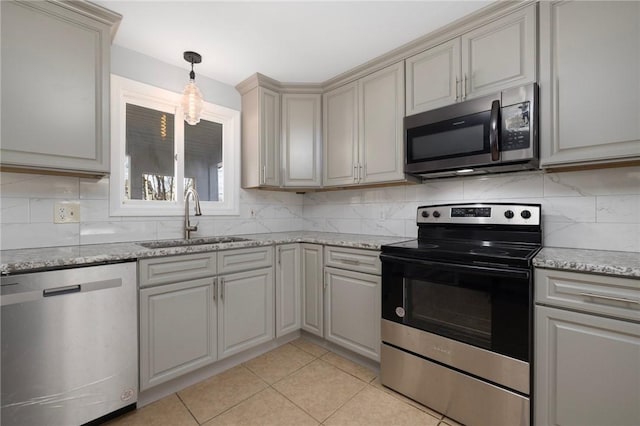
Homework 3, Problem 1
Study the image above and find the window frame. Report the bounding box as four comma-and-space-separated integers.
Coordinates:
110, 75, 240, 216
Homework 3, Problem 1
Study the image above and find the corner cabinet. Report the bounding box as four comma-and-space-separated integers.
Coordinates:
0, 1, 121, 176
406, 4, 536, 115
324, 62, 407, 187
281, 94, 322, 187
539, 1, 640, 167
238, 74, 322, 189
535, 268, 640, 426
241, 86, 281, 188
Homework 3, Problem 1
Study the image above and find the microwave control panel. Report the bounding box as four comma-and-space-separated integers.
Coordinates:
501, 101, 530, 151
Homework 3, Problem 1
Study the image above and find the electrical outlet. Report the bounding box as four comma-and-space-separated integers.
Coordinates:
54, 202, 80, 224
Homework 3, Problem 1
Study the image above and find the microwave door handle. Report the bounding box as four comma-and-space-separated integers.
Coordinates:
490, 100, 501, 162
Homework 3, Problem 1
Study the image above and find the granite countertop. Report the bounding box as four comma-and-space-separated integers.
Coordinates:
0, 232, 411, 274
533, 247, 640, 279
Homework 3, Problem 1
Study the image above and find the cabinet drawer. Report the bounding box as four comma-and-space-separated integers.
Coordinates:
139, 252, 217, 288
324, 246, 381, 275
535, 268, 640, 322
218, 246, 274, 275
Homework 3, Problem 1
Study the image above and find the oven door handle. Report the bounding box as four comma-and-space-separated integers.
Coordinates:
380, 254, 530, 279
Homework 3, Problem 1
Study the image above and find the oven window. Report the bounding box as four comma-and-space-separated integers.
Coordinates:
407, 279, 492, 350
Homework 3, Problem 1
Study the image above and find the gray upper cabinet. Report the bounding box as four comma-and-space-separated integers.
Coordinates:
281, 94, 322, 187
324, 62, 407, 187
0, 0, 121, 175
406, 4, 536, 116
323, 81, 359, 186
359, 62, 406, 184
539, 1, 640, 167
241, 85, 281, 188
405, 39, 460, 115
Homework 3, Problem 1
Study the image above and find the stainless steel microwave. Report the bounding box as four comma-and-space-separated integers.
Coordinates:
404, 83, 538, 178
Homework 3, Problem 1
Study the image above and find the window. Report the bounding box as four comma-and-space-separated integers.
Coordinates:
110, 75, 240, 216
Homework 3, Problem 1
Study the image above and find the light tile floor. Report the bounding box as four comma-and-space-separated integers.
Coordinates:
106, 338, 463, 426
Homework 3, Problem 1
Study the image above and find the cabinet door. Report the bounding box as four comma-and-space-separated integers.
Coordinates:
275, 244, 301, 337
301, 244, 324, 337
139, 278, 217, 390
0, 1, 116, 174
535, 305, 640, 426
325, 267, 381, 361
259, 87, 281, 186
461, 4, 536, 99
218, 267, 274, 359
405, 38, 461, 115
282, 94, 322, 187
359, 62, 406, 184
323, 82, 359, 186
539, 1, 640, 166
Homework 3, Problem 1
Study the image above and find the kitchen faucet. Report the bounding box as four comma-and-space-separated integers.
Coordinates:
184, 187, 202, 239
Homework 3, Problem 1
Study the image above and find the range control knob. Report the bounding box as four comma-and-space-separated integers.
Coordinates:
433, 211, 441, 218
521, 210, 532, 219
504, 210, 515, 219
421, 211, 429, 218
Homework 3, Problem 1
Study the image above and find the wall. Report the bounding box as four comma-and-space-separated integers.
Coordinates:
0, 47, 303, 250
303, 166, 640, 253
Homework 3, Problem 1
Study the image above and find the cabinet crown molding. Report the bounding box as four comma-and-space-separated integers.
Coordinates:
236, 72, 322, 95
50, 0, 122, 40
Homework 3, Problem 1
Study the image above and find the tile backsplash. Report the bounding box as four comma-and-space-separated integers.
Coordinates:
1, 165, 639, 252
302, 166, 640, 253
0, 172, 303, 250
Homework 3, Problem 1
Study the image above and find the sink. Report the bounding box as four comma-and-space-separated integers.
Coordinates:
139, 236, 250, 249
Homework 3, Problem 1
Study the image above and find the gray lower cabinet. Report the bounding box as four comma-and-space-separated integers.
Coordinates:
139, 247, 274, 390
139, 278, 217, 391
0, 0, 120, 175
275, 244, 301, 337
301, 244, 324, 337
218, 267, 274, 359
324, 266, 381, 361
535, 268, 640, 426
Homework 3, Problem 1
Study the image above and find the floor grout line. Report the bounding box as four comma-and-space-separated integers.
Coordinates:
174, 392, 201, 425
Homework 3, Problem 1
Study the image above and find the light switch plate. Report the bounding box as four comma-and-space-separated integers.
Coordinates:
54, 202, 80, 223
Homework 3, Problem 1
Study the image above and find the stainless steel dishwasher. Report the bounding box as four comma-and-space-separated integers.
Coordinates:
1, 262, 138, 426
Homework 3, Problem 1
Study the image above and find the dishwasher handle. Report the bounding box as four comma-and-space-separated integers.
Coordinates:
43, 285, 81, 297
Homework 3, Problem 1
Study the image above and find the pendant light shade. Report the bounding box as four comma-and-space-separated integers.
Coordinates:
182, 51, 204, 125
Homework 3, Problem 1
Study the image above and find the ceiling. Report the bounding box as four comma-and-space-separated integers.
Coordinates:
96, 1, 492, 87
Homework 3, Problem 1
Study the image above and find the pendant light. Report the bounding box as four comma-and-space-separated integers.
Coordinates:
182, 51, 204, 125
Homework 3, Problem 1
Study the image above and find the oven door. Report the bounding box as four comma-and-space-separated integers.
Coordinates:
381, 254, 531, 363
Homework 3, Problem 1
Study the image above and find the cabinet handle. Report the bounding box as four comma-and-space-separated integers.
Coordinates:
213, 278, 217, 302
220, 277, 225, 301
455, 77, 459, 100
261, 165, 266, 184
463, 74, 467, 100
341, 258, 360, 266
579, 292, 640, 305
278, 247, 281, 266
360, 164, 364, 182
323, 273, 327, 290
